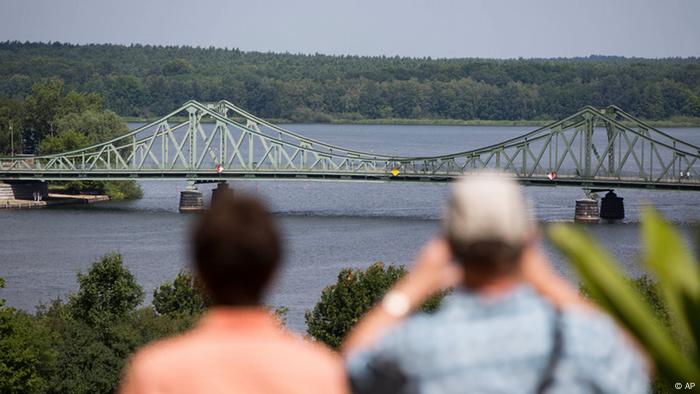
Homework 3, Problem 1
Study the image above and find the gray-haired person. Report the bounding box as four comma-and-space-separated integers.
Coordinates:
344, 172, 649, 394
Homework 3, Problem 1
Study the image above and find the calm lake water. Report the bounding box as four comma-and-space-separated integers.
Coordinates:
1, 124, 699, 331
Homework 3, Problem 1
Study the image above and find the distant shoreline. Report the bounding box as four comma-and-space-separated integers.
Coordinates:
122, 116, 700, 128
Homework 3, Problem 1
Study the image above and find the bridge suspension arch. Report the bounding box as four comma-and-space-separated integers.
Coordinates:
0, 100, 698, 191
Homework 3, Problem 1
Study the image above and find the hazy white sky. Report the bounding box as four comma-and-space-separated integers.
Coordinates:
0, 0, 698, 58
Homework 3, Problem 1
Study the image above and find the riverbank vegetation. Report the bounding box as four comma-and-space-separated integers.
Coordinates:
0, 42, 699, 125
0, 78, 142, 200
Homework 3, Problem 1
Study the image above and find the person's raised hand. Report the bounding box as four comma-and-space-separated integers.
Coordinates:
396, 238, 463, 304
520, 245, 586, 309
342, 238, 462, 353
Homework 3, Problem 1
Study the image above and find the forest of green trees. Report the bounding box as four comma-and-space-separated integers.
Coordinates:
1, 41, 699, 122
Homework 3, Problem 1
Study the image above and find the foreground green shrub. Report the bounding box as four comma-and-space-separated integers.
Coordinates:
0, 254, 191, 394
153, 270, 209, 318
69, 253, 144, 328
0, 278, 56, 394
305, 262, 446, 349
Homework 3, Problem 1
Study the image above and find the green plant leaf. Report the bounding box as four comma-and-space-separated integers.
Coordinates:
641, 207, 700, 358
548, 223, 700, 383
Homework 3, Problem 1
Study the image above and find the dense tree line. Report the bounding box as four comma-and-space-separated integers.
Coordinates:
0, 41, 698, 121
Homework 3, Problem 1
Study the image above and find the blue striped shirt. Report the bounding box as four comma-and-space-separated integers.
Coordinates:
347, 285, 649, 394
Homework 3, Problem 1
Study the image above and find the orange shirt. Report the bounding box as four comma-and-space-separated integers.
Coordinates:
120, 308, 348, 394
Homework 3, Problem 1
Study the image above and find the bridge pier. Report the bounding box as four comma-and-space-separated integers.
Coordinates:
211, 181, 233, 205
575, 189, 625, 223
179, 181, 204, 213
574, 198, 599, 223
600, 191, 625, 221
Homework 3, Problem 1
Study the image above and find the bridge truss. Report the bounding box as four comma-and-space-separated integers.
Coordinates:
0, 100, 698, 190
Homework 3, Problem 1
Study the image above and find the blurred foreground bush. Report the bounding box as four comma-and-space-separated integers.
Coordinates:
550, 207, 700, 387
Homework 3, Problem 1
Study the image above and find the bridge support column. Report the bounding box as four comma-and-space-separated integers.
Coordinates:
600, 191, 625, 221
179, 181, 204, 213
211, 181, 233, 206
574, 198, 599, 223
575, 189, 600, 223
574, 189, 625, 223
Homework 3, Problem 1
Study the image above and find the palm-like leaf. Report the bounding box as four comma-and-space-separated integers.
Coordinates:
641, 208, 700, 361
548, 223, 700, 383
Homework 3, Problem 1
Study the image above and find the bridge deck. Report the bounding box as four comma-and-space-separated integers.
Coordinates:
1, 170, 698, 191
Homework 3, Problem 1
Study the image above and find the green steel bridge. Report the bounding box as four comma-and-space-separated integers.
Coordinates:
1, 100, 699, 191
